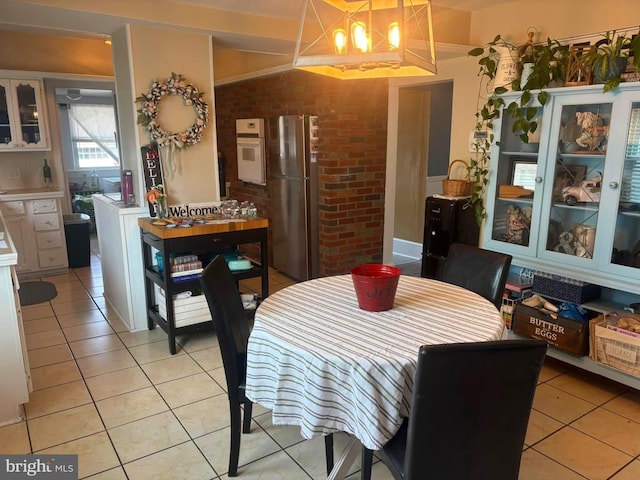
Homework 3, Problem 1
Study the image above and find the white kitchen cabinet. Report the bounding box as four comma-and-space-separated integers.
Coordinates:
0, 79, 49, 151
0, 197, 67, 275
0, 201, 36, 272
0, 212, 31, 426
30, 199, 67, 271
483, 83, 640, 295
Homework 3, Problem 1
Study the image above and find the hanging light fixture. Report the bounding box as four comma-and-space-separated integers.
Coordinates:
293, 0, 437, 80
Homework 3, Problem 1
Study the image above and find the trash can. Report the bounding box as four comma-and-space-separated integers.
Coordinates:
63, 213, 91, 268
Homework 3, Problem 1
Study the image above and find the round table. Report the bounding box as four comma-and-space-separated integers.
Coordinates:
246, 274, 505, 451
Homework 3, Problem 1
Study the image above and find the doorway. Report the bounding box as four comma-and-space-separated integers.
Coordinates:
43, 78, 118, 253
389, 81, 453, 264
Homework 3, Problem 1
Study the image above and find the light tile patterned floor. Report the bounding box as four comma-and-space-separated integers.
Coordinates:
2, 249, 640, 479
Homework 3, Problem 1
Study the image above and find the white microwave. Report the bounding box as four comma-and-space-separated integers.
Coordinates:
236, 118, 266, 185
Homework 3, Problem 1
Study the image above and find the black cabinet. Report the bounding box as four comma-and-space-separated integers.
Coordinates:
421, 196, 479, 279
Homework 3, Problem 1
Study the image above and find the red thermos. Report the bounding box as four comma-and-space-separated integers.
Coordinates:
122, 170, 133, 205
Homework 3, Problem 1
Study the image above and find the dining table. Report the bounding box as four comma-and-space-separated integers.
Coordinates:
245, 274, 505, 479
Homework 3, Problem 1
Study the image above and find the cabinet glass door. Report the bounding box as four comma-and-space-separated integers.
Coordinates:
14, 82, 43, 147
0, 80, 14, 147
611, 102, 640, 272
543, 101, 611, 262
486, 106, 543, 254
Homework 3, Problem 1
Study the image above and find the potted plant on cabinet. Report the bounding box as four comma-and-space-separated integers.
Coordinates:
583, 29, 640, 92
467, 34, 569, 225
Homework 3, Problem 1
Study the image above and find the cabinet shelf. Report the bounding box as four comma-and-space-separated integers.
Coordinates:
559, 153, 606, 159
145, 262, 266, 295
497, 197, 534, 205
501, 151, 539, 158
551, 202, 599, 212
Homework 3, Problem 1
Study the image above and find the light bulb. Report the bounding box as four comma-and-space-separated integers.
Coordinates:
351, 21, 368, 53
388, 22, 400, 50
333, 28, 347, 54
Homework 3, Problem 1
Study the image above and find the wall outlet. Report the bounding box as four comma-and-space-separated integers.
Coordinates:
8, 168, 21, 179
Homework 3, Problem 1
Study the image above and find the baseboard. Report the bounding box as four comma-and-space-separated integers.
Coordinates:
393, 238, 421, 261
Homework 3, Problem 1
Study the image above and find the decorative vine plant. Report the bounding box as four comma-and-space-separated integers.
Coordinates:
467, 34, 569, 225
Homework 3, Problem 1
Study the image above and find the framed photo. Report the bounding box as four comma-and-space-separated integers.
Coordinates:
552, 164, 587, 201
511, 159, 537, 190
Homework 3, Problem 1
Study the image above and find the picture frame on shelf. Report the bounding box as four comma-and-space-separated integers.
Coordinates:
511, 158, 538, 191
552, 164, 587, 201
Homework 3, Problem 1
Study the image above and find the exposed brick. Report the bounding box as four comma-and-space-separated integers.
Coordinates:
215, 69, 388, 277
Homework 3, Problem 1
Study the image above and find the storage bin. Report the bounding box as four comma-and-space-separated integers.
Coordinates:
532, 272, 601, 304
63, 213, 91, 268
155, 285, 211, 328
513, 304, 589, 355
590, 314, 640, 378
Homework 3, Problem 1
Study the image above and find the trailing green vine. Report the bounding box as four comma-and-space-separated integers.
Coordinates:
467, 34, 568, 226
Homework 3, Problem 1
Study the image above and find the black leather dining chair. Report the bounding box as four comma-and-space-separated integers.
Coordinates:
379, 339, 547, 480
441, 243, 512, 310
199, 255, 334, 476
199, 255, 253, 476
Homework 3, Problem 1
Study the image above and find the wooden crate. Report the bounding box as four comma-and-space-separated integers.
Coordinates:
513, 304, 589, 356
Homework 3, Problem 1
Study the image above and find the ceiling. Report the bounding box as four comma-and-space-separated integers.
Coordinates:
174, 0, 517, 18
0, 0, 517, 55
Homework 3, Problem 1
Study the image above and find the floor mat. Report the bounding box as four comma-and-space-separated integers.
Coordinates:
19, 281, 58, 306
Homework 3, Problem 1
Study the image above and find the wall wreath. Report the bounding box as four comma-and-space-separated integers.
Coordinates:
135, 72, 209, 150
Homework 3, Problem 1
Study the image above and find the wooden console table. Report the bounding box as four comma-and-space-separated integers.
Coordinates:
139, 217, 269, 354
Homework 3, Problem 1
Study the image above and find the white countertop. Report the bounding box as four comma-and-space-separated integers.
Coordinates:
0, 187, 65, 201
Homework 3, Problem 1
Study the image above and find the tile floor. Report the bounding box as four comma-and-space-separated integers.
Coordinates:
2, 248, 640, 479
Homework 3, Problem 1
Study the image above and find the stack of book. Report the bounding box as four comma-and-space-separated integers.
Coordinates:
501, 270, 534, 329
170, 254, 203, 283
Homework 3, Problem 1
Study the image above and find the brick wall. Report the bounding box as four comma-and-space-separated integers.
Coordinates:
214, 69, 388, 276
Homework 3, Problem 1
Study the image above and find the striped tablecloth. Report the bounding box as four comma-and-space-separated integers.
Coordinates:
245, 274, 504, 450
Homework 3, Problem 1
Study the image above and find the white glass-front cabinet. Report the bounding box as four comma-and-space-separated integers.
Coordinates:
483, 84, 640, 295
0, 79, 48, 151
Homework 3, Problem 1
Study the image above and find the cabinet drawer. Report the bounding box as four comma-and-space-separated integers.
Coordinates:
33, 213, 60, 231
36, 230, 63, 249
0, 201, 25, 215
31, 199, 58, 214
38, 248, 67, 268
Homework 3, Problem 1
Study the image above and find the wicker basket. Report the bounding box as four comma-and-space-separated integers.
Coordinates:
442, 159, 472, 196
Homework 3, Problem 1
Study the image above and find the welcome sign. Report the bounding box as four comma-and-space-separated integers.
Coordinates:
166, 202, 222, 218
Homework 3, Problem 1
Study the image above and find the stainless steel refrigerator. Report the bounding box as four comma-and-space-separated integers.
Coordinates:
270, 115, 319, 281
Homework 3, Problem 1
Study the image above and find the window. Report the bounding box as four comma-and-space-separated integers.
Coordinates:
68, 103, 119, 169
